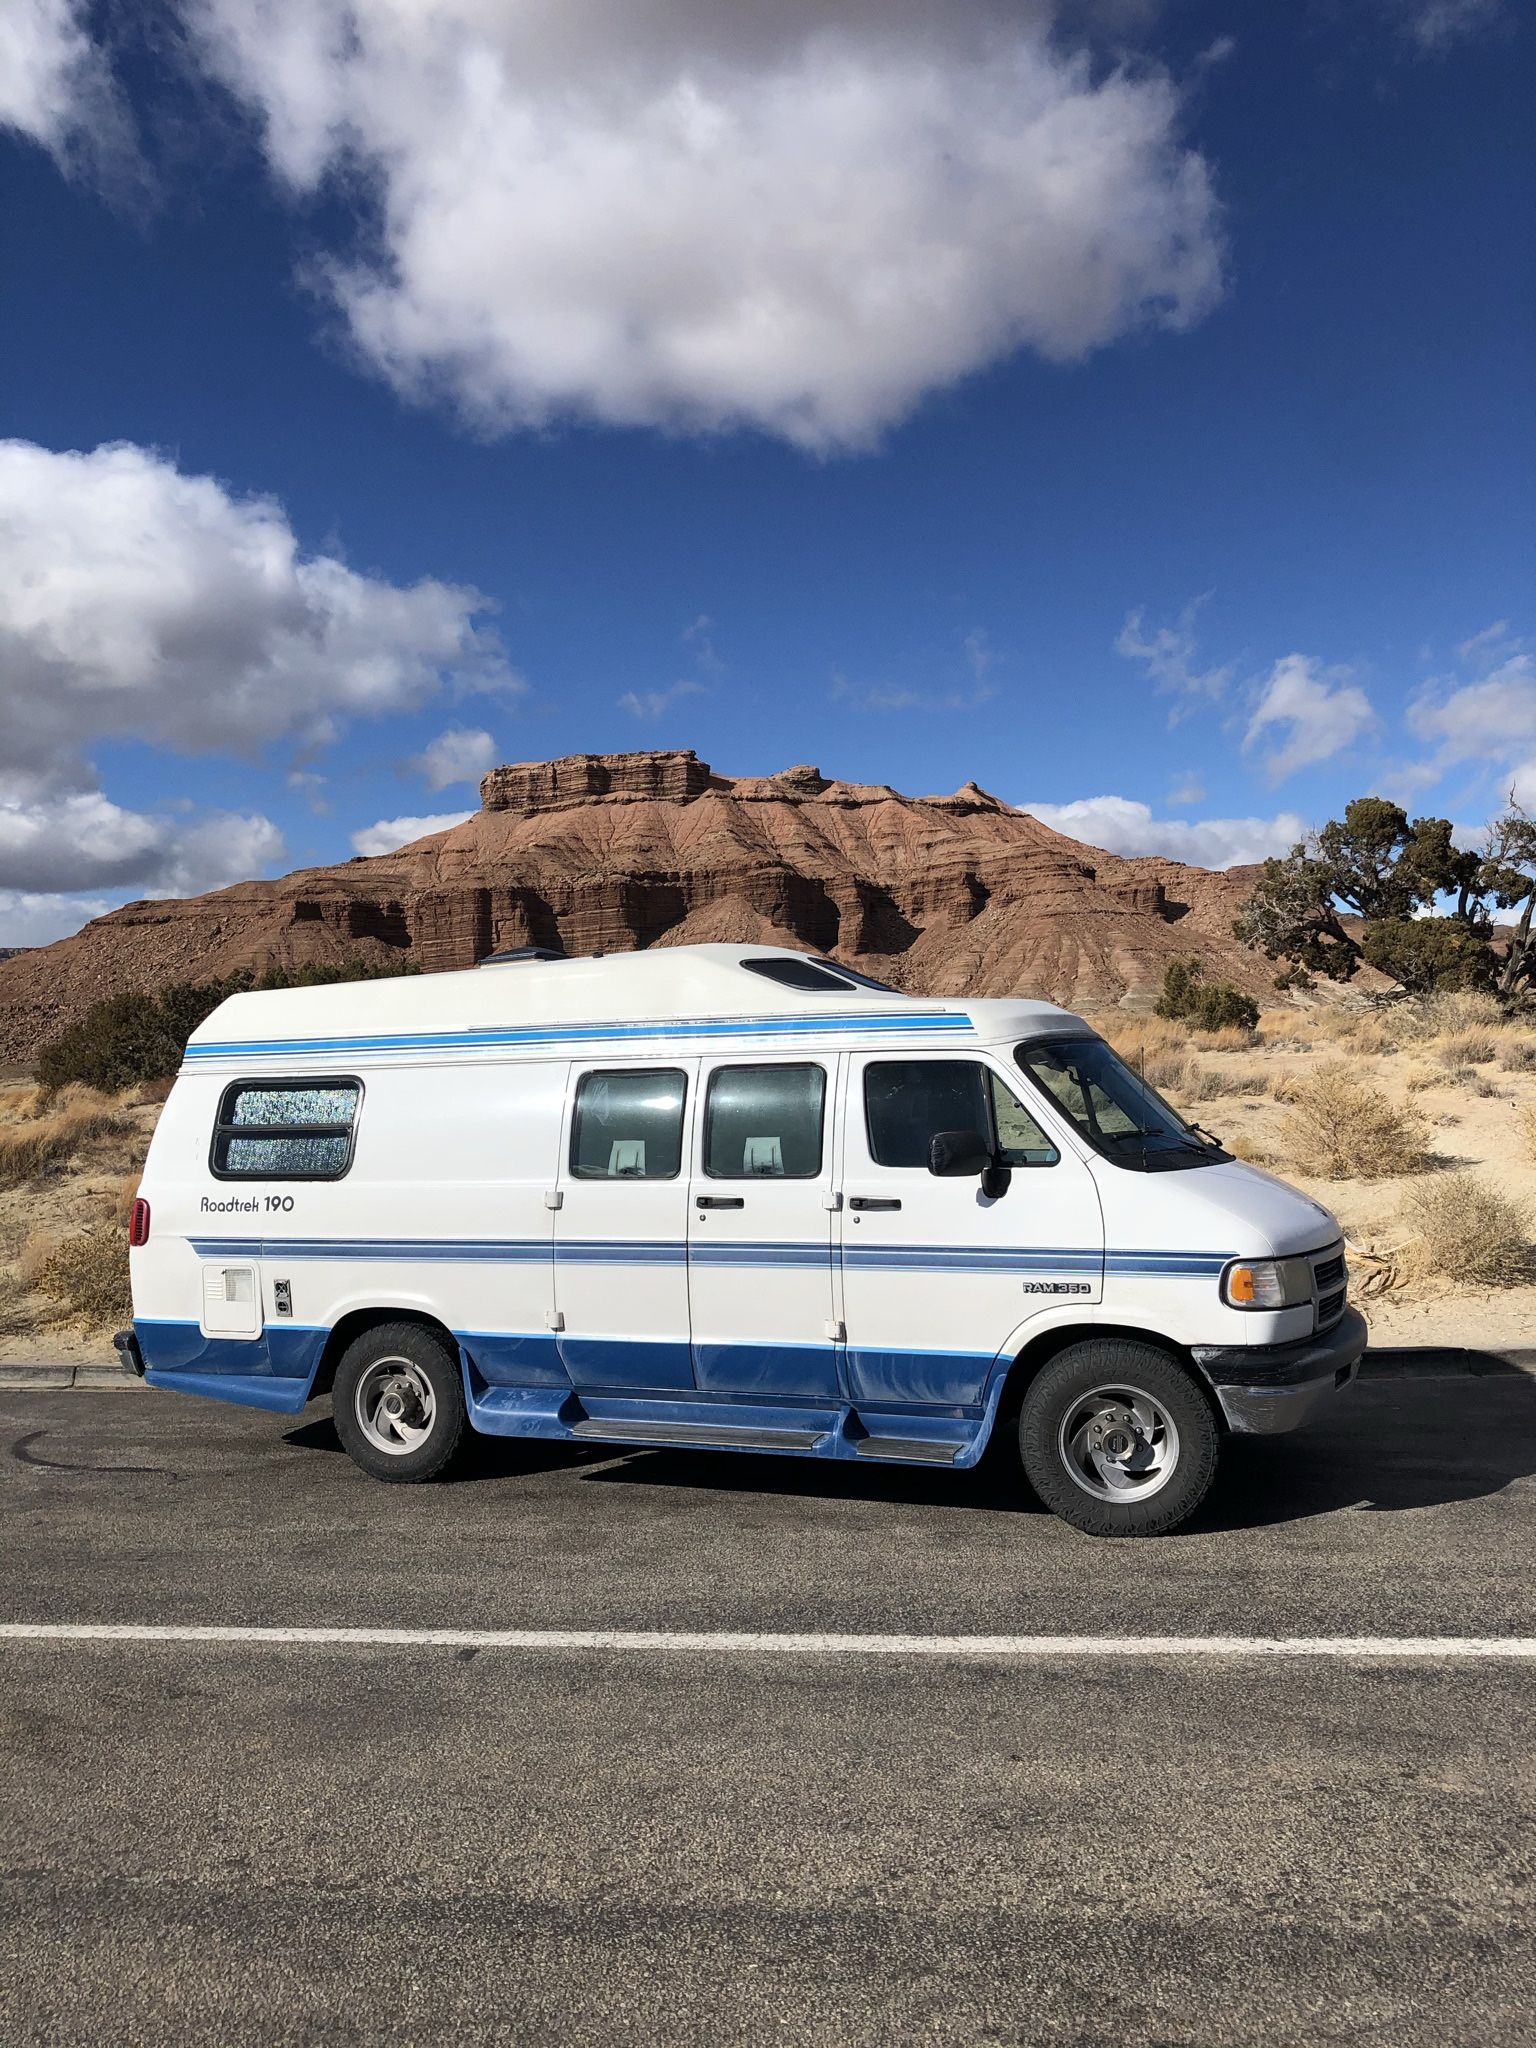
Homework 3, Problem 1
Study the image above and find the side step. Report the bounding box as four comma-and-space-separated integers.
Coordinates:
855, 1436, 962, 1465
570, 1418, 823, 1452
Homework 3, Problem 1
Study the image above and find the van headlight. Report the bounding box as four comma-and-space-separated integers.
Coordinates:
1221, 1257, 1313, 1309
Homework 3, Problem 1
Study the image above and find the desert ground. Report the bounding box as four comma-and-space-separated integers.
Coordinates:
2, 989, 1533, 1363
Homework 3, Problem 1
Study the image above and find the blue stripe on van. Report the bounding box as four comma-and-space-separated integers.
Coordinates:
184, 1009, 974, 1062
187, 1235, 1230, 1276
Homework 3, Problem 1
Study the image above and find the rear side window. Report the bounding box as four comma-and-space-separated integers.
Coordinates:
705, 1064, 826, 1178
739, 957, 853, 992
864, 1061, 1057, 1169
212, 1079, 361, 1180
571, 1069, 686, 1179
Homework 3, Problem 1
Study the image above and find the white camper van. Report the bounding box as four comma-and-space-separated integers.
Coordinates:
118, 944, 1364, 1537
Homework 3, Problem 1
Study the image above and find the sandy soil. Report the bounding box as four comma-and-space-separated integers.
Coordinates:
3, 1000, 1532, 1363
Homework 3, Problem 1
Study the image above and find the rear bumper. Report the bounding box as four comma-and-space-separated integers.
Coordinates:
112, 1328, 146, 1378
1191, 1306, 1367, 1436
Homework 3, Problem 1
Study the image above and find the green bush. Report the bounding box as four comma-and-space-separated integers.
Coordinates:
35, 957, 420, 1090
1154, 957, 1260, 1034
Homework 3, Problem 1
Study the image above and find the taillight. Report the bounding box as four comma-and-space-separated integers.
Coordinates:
128, 1197, 151, 1247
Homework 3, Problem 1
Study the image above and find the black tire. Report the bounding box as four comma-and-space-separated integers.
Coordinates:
1018, 1340, 1219, 1538
332, 1321, 467, 1483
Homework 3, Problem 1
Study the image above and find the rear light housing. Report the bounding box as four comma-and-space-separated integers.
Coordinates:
128, 1197, 151, 1247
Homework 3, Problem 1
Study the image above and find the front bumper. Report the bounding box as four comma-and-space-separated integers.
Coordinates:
1190, 1306, 1367, 1436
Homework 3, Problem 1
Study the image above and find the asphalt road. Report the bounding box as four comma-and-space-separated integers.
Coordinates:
2, 1355, 1535, 2044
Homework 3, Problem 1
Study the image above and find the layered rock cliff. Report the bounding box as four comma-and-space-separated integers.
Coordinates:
0, 749, 1269, 1063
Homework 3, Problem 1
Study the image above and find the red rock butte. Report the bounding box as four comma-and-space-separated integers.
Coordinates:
0, 749, 1269, 1064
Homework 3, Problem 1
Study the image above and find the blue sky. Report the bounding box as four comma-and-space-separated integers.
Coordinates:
1, 0, 1532, 947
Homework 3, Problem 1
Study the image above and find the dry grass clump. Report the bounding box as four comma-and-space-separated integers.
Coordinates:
1277, 1062, 1430, 1179
1403, 1065, 1438, 1093
17, 1229, 61, 1289
1433, 1028, 1502, 1068
1191, 1063, 1271, 1100
1398, 1171, 1531, 1288
36, 1226, 133, 1327
0, 1096, 135, 1189
1518, 1103, 1536, 1163
1496, 1033, 1536, 1072
1256, 1008, 1315, 1051
1138, 1049, 1201, 1097
1419, 990, 1504, 1036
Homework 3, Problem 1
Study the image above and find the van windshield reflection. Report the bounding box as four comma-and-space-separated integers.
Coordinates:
1015, 1036, 1229, 1173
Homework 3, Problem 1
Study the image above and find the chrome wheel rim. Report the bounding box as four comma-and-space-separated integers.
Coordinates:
1057, 1384, 1180, 1503
355, 1356, 437, 1456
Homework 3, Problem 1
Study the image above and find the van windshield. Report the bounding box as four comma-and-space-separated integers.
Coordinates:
1015, 1036, 1230, 1173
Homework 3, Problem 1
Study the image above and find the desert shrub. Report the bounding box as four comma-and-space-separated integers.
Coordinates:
1420, 990, 1504, 1036
1137, 1049, 1201, 1096
1256, 1008, 1315, 1050
1432, 1028, 1501, 1068
1278, 1062, 1430, 1179
1398, 1172, 1531, 1288
17, 1230, 60, 1289
34, 957, 419, 1090
1155, 958, 1260, 1034
1221, 1132, 1273, 1165
1403, 1065, 1438, 1093
1518, 1104, 1536, 1163
36, 1226, 133, 1326
1496, 1034, 1536, 1072
0, 1097, 133, 1188
1191, 1063, 1270, 1100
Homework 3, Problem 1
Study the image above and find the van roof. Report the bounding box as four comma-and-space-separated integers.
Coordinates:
183, 944, 1086, 1067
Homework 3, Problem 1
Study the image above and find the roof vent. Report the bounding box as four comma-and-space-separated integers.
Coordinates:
479, 945, 568, 967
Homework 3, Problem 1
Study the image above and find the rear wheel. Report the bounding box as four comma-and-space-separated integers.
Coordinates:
333, 1322, 466, 1483
1019, 1340, 1219, 1537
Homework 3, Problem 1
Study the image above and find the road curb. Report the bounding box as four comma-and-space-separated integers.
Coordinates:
0, 1364, 143, 1391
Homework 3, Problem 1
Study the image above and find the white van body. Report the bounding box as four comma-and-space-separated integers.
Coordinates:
124, 945, 1363, 1520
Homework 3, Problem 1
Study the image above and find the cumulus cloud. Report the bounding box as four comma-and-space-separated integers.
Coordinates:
0, 438, 516, 793
0, 791, 285, 897
1407, 647, 1536, 768
350, 811, 473, 857
0, 890, 117, 950
182, 0, 1223, 449
0, 0, 134, 174
1020, 794, 1306, 869
411, 726, 500, 791
1242, 653, 1376, 783
1115, 595, 1233, 713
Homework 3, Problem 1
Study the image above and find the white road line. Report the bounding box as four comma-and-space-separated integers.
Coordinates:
1, 1625, 1535, 1658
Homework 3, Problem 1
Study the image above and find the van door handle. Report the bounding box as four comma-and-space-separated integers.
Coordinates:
850, 1197, 901, 1212
696, 1196, 745, 1209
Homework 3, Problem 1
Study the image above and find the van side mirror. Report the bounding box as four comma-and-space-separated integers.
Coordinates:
928, 1129, 994, 1178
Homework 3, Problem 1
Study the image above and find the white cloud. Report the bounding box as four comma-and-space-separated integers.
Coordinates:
411, 726, 499, 791
0, 0, 133, 173
184, 0, 1223, 449
1407, 650, 1536, 768
1020, 794, 1306, 869
0, 889, 117, 950
350, 811, 473, 857
1167, 771, 1205, 806
0, 791, 285, 896
1242, 653, 1376, 783
618, 680, 708, 722
0, 438, 516, 793
1115, 594, 1233, 713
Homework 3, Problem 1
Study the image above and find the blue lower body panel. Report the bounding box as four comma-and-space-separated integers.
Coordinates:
138, 1319, 1016, 1469
137, 1319, 324, 1414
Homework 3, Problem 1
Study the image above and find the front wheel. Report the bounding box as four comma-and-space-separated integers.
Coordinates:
333, 1322, 467, 1483
1018, 1341, 1219, 1537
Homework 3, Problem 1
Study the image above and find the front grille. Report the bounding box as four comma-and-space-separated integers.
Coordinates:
1313, 1253, 1346, 1291
1316, 1287, 1346, 1328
